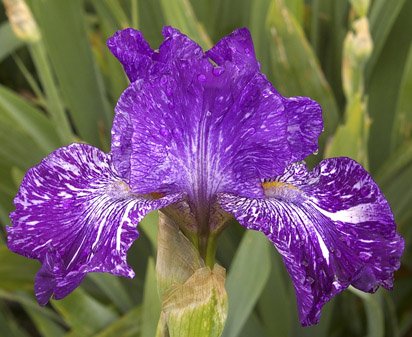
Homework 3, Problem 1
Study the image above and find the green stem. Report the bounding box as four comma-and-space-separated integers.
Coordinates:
205, 235, 217, 268
199, 234, 217, 269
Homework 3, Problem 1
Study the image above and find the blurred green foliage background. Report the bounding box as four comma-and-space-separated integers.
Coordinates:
0, 0, 411, 336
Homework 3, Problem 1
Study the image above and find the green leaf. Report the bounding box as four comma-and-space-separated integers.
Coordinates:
0, 22, 25, 63
291, 301, 334, 337
222, 230, 271, 337
209, 0, 251, 39
375, 141, 412, 186
392, 48, 412, 148
27, 0, 112, 146
284, 0, 304, 24
325, 94, 370, 166
23, 305, 66, 337
159, 0, 212, 49
0, 244, 38, 292
0, 122, 45, 169
141, 258, 161, 337
238, 312, 269, 337
257, 251, 292, 337
0, 300, 31, 337
138, 0, 165, 46
140, 210, 159, 249
0, 84, 61, 153
91, 0, 129, 102
367, 0, 412, 171
102, 0, 131, 28
52, 288, 118, 336
350, 288, 384, 337
29, 41, 73, 144
367, 0, 408, 80
89, 273, 133, 313
91, 306, 141, 337
249, 0, 271, 75
265, 0, 339, 153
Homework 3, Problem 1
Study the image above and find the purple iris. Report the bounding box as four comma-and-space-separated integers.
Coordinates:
7, 27, 403, 326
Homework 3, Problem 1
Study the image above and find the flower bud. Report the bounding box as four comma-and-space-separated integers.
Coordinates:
342, 18, 373, 97
350, 0, 371, 17
3, 0, 40, 43
156, 212, 228, 337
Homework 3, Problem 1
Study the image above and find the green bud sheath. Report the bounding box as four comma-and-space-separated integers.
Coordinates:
156, 212, 228, 337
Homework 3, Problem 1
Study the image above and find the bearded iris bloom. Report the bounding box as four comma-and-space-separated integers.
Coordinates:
7, 27, 403, 326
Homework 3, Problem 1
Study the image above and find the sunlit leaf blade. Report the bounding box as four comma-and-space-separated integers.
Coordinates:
249, 0, 271, 75
0, 22, 24, 63
159, 0, 212, 49
222, 231, 271, 337
91, 0, 129, 103
0, 84, 61, 153
0, 122, 46, 169
101, 0, 131, 29
27, 0, 112, 147
325, 94, 370, 165
28, 41, 73, 144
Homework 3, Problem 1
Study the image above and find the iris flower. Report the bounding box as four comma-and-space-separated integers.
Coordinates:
7, 27, 403, 326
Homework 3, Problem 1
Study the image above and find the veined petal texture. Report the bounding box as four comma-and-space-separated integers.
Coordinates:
109, 27, 322, 208
8, 143, 180, 304
219, 157, 404, 325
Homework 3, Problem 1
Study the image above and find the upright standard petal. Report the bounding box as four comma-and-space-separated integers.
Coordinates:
107, 28, 154, 82
112, 28, 294, 201
110, 27, 323, 205
219, 157, 404, 326
8, 143, 180, 304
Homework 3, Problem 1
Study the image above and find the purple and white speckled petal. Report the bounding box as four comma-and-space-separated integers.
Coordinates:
284, 96, 323, 162
205, 27, 259, 73
7, 143, 181, 305
219, 157, 404, 326
107, 26, 203, 84
116, 62, 291, 200
107, 28, 154, 82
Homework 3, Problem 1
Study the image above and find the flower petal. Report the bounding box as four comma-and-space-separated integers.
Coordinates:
205, 27, 259, 73
107, 26, 203, 84
116, 62, 291, 198
8, 143, 181, 304
156, 26, 203, 63
219, 157, 404, 326
284, 96, 323, 161
107, 28, 154, 82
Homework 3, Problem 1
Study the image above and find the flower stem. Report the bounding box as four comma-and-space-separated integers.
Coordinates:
205, 235, 217, 268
